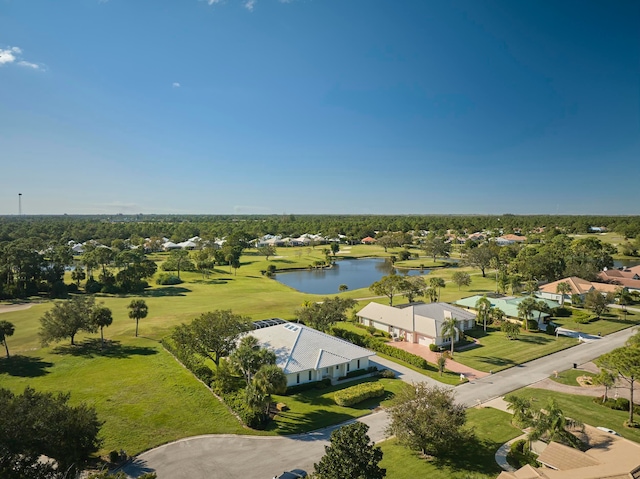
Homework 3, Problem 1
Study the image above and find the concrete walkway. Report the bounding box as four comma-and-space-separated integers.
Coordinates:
495, 434, 526, 472
386, 341, 489, 380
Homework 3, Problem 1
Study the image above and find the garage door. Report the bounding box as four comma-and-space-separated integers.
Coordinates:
418, 336, 433, 346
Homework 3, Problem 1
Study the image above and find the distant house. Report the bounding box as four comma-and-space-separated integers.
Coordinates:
599, 266, 640, 292
495, 234, 527, 246
249, 319, 375, 387
455, 295, 557, 323
356, 302, 475, 347
361, 236, 377, 244
537, 277, 619, 303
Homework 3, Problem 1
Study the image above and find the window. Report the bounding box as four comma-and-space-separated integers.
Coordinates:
336, 365, 339, 370
347, 363, 350, 372
296, 373, 300, 384
308, 371, 312, 381
357, 359, 360, 369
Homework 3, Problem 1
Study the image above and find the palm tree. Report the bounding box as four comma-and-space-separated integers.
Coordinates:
517, 297, 537, 331
128, 299, 148, 337
252, 364, 287, 418
429, 277, 446, 302
475, 296, 492, 331
556, 282, 571, 307
535, 300, 551, 324
510, 276, 522, 295
616, 287, 632, 320
0, 320, 15, 359
528, 399, 583, 449
593, 370, 617, 403
441, 316, 458, 357
505, 394, 534, 428
91, 306, 113, 350
490, 307, 505, 325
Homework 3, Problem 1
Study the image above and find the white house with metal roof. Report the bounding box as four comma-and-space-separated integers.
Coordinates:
249, 320, 375, 387
356, 302, 476, 347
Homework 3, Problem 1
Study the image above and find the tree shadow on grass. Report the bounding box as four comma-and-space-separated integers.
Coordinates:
0, 355, 53, 377
465, 356, 516, 368
52, 338, 158, 359
141, 287, 192, 297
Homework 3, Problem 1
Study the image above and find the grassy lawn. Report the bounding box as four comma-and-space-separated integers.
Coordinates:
552, 308, 640, 336
508, 388, 640, 443
379, 407, 522, 479
455, 327, 577, 373
0, 337, 263, 456
550, 368, 596, 386
268, 377, 409, 434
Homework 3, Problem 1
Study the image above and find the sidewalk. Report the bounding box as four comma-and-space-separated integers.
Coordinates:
385, 341, 489, 380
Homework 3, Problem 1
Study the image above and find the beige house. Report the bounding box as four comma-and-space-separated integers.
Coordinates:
498, 426, 640, 479
356, 302, 475, 347
537, 276, 619, 304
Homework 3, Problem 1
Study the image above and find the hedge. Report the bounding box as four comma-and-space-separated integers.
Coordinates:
334, 382, 385, 407
338, 366, 378, 381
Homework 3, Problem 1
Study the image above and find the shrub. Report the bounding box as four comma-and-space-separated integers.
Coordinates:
334, 382, 385, 407
366, 325, 377, 335
109, 450, 120, 464
373, 342, 429, 369
552, 307, 572, 317
85, 277, 102, 293
378, 369, 395, 379
572, 310, 593, 324
429, 343, 439, 352
155, 273, 183, 285
546, 323, 557, 335
508, 439, 540, 468
522, 319, 539, 331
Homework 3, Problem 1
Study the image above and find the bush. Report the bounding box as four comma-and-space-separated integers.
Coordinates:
378, 368, 395, 379
285, 378, 331, 395
552, 307, 572, 317
572, 310, 593, 324
109, 450, 120, 464
155, 273, 183, 285
522, 319, 539, 331
373, 342, 430, 369
546, 323, 557, 335
334, 382, 385, 407
366, 325, 377, 335
85, 277, 102, 293
429, 343, 439, 352
508, 439, 540, 468
66, 282, 79, 294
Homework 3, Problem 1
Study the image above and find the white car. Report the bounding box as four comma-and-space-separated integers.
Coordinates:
596, 426, 621, 436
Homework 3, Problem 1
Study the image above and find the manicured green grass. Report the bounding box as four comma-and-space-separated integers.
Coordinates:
0, 337, 264, 456
550, 368, 596, 386
379, 407, 521, 479
552, 308, 640, 336
455, 327, 577, 373
508, 388, 640, 443
269, 378, 409, 434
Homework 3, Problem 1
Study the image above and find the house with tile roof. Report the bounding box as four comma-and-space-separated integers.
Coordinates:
361, 236, 377, 244
537, 276, 620, 303
599, 266, 640, 292
498, 426, 640, 479
495, 234, 527, 246
356, 302, 476, 347
249, 320, 375, 387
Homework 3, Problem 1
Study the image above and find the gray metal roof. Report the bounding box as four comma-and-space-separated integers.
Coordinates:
249, 322, 375, 374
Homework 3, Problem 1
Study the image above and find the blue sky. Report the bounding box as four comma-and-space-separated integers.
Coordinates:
1, 0, 638, 215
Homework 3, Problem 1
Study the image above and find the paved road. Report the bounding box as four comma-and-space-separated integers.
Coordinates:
123, 326, 638, 479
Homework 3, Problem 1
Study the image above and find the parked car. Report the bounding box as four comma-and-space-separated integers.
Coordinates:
274, 469, 307, 479
597, 426, 621, 436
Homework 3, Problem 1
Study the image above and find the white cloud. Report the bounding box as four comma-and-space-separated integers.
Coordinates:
207, 0, 224, 4
172, 82, 181, 88
244, 0, 256, 10
0, 46, 43, 70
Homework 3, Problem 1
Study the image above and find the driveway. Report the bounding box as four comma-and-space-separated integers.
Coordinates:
386, 341, 488, 380
123, 326, 637, 479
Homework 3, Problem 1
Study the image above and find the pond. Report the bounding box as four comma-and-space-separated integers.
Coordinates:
613, 259, 640, 269
274, 258, 430, 295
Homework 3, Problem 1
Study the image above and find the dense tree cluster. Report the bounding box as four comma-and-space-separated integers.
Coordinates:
0, 387, 102, 478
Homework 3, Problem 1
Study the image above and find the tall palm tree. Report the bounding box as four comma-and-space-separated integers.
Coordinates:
429, 277, 446, 302
593, 370, 617, 403
528, 399, 583, 449
556, 282, 571, 307
0, 320, 15, 359
535, 300, 551, 324
128, 299, 148, 337
91, 306, 113, 350
252, 364, 287, 418
441, 316, 458, 357
490, 307, 505, 325
475, 296, 492, 331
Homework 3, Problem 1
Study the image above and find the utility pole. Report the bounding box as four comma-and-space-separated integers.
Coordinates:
18, 193, 22, 216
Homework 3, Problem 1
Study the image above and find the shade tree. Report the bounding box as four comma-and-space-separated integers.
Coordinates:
39, 296, 98, 346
